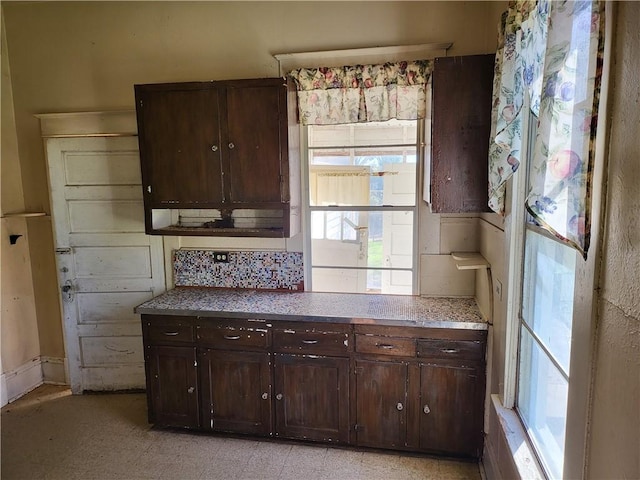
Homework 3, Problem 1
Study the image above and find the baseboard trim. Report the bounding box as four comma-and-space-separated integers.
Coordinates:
41, 356, 67, 385
0, 357, 44, 407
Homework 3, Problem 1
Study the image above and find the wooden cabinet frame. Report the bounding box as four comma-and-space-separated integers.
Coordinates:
134, 78, 301, 237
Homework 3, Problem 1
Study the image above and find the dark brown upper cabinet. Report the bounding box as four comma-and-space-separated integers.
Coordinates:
134, 78, 300, 237
430, 54, 495, 213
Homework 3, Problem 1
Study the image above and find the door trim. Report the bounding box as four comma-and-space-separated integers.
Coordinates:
36, 110, 137, 138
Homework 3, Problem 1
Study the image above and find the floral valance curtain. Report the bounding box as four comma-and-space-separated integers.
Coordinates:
488, 0, 605, 258
288, 60, 433, 125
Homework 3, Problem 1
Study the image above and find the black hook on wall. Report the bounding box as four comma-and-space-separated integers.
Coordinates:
9, 234, 22, 245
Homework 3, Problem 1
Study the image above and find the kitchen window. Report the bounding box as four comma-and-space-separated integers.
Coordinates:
304, 119, 421, 295
517, 219, 576, 479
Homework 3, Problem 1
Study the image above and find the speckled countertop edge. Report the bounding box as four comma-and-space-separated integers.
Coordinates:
135, 287, 488, 330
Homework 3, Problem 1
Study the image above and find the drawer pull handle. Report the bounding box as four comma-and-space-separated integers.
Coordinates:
396, 402, 404, 411
276, 393, 283, 401
187, 387, 195, 394
224, 335, 241, 340
163, 331, 180, 336
441, 348, 459, 354
423, 404, 431, 414
261, 393, 269, 400
302, 339, 318, 344
377, 344, 395, 349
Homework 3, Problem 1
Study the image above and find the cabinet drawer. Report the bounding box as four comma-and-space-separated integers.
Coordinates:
146, 323, 195, 344
417, 339, 484, 361
355, 335, 415, 357
197, 325, 270, 350
273, 329, 351, 355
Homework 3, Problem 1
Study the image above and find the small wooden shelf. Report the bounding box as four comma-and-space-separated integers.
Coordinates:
451, 252, 490, 270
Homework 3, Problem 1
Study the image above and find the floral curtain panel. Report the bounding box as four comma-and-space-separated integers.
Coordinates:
289, 60, 433, 125
488, 0, 604, 258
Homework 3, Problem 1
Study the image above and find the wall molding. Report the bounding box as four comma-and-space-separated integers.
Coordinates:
35, 110, 137, 138
41, 356, 67, 385
0, 356, 68, 407
0, 357, 44, 407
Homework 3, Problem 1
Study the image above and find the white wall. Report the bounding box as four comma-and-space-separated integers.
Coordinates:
586, 3, 640, 478
1, 11, 43, 404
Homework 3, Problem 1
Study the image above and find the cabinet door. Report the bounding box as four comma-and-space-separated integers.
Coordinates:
355, 359, 408, 449
147, 345, 199, 428
225, 84, 285, 204
199, 349, 272, 436
136, 86, 224, 206
274, 354, 350, 443
430, 54, 494, 213
418, 363, 483, 457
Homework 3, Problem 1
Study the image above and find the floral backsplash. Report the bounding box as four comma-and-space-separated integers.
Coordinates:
173, 250, 304, 291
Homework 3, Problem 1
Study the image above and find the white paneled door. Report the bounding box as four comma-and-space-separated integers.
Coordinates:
46, 136, 165, 393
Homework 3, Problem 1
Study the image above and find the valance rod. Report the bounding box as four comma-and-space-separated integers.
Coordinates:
273, 42, 453, 75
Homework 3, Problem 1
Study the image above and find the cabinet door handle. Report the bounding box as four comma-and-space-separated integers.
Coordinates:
276, 393, 283, 401
423, 404, 431, 414
261, 393, 269, 400
396, 402, 404, 411
187, 387, 195, 394
441, 348, 459, 354
163, 331, 179, 336
223, 335, 241, 340
211, 145, 219, 152
302, 339, 318, 344
377, 343, 395, 349
228, 142, 235, 149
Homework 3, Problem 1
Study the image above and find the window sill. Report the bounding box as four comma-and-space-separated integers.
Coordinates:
485, 394, 546, 480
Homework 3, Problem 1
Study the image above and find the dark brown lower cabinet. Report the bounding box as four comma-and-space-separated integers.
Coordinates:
146, 345, 199, 428
418, 362, 483, 457
355, 360, 408, 449
199, 348, 272, 436
141, 314, 486, 458
274, 353, 350, 443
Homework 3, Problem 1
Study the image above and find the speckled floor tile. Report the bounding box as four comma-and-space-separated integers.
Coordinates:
2, 385, 481, 480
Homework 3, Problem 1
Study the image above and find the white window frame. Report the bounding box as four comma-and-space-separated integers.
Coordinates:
300, 120, 424, 295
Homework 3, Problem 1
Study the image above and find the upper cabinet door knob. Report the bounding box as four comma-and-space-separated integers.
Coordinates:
211, 145, 218, 152
228, 142, 235, 149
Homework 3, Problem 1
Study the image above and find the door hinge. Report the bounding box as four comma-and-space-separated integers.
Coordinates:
147, 185, 152, 194
139, 99, 143, 107
354, 424, 360, 431
354, 367, 364, 375
55, 248, 72, 255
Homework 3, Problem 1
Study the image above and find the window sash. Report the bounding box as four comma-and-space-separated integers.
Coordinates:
302, 120, 422, 295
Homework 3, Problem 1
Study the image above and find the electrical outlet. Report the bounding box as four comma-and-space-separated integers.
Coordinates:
213, 251, 229, 263
495, 279, 503, 301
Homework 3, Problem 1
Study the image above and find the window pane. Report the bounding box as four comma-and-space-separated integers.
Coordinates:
518, 327, 568, 480
309, 157, 416, 207
522, 229, 576, 373
308, 119, 417, 147
311, 267, 412, 295
310, 211, 413, 269
307, 120, 417, 296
